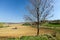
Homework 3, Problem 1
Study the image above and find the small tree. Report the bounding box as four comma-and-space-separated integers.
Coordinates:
24, 0, 54, 36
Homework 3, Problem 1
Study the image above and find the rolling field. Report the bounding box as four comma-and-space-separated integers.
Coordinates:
0, 24, 55, 38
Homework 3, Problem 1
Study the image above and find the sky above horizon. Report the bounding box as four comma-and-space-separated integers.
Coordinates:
0, 0, 60, 22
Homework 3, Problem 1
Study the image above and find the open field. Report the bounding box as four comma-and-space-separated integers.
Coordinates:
0, 24, 55, 38
0, 23, 60, 40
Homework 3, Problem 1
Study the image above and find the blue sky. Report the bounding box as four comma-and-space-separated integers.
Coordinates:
50, 0, 60, 20
0, 0, 60, 22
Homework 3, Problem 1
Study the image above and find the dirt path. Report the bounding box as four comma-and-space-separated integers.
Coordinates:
0, 24, 55, 38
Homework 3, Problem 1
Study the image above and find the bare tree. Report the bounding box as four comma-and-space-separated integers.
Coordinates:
24, 0, 54, 36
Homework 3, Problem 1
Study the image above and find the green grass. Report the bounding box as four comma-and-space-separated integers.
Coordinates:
0, 35, 52, 40
23, 22, 60, 27
43, 23, 60, 27
0, 38, 20, 40
20, 36, 48, 40
20, 35, 55, 40
0, 34, 59, 40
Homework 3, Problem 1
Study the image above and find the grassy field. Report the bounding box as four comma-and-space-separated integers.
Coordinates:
0, 24, 55, 38
43, 23, 60, 27
0, 23, 60, 40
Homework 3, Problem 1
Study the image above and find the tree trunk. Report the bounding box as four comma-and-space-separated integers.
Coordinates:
37, 22, 39, 36
37, 8, 39, 36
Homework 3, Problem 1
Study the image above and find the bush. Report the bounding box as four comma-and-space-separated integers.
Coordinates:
23, 23, 31, 26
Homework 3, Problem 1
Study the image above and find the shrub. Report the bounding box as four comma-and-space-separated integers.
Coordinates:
23, 23, 31, 26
